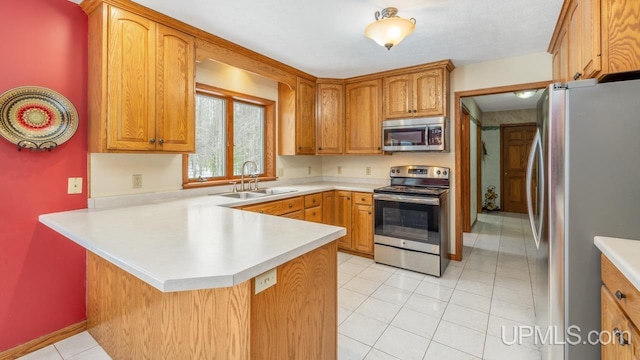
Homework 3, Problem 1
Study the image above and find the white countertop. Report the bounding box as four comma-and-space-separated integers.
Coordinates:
39, 182, 377, 292
595, 236, 640, 291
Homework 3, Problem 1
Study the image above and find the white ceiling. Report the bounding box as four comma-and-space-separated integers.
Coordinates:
473, 89, 545, 112
71, 0, 564, 79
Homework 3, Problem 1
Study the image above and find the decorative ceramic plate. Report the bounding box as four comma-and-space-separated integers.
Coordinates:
0, 86, 78, 150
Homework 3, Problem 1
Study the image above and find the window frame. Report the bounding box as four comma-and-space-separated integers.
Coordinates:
182, 83, 276, 189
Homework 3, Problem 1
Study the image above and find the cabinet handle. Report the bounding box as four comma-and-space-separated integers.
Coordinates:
413, 109, 417, 113
614, 328, 629, 346
347, 197, 351, 200
573, 72, 582, 80
368, 211, 371, 215
259, 210, 264, 214
298, 146, 302, 150
313, 199, 316, 203
377, 147, 381, 150
615, 290, 626, 300
318, 147, 323, 151
361, 197, 365, 201
158, 139, 164, 145
407, 110, 412, 113
289, 203, 293, 208
149, 138, 156, 144
312, 212, 316, 216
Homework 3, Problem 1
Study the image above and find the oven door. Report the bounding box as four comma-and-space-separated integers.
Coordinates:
373, 194, 441, 253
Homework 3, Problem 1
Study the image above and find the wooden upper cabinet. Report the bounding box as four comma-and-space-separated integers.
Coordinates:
89, 5, 195, 153
601, 0, 640, 75
278, 77, 316, 155
383, 74, 411, 118
345, 79, 382, 154
316, 81, 344, 154
550, 0, 640, 81
384, 68, 445, 119
156, 24, 195, 152
106, 8, 157, 151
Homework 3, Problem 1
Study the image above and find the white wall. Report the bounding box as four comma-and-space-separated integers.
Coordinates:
90, 60, 322, 197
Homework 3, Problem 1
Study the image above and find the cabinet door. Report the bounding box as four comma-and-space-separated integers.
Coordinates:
413, 69, 444, 117
602, 286, 631, 360
567, 1, 582, 80
322, 191, 336, 226
296, 77, 316, 154
351, 204, 373, 255
156, 24, 195, 152
107, 7, 156, 150
316, 83, 344, 154
602, 0, 640, 75
383, 74, 411, 119
631, 323, 640, 360
335, 191, 352, 249
558, 29, 570, 82
581, 0, 601, 78
345, 79, 382, 154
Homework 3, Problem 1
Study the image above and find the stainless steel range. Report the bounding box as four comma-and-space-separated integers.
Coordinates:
373, 165, 450, 277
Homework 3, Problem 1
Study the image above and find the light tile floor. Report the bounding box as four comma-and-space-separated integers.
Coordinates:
20, 211, 539, 360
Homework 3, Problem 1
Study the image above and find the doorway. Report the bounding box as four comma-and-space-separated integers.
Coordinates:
453, 81, 550, 261
500, 123, 536, 213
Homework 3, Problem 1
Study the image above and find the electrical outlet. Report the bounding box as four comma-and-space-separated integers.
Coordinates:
337, 166, 342, 175
255, 268, 277, 294
308, 166, 312, 175
132, 174, 142, 189
67, 177, 82, 194
366, 166, 371, 176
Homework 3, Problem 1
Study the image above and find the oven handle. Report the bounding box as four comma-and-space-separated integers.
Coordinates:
373, 193, 440, 205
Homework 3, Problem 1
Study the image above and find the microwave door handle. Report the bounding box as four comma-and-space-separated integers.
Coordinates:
526, 130, 544, 249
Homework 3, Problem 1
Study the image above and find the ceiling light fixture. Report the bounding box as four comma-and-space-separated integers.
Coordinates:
365, 7, 416, 50
514, 90, 538, 99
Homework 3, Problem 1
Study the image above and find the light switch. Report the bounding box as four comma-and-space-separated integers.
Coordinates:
255, 268, 277, 294
67, 177, 82, 194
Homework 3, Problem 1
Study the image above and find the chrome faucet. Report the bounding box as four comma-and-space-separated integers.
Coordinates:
240, 160, 258, 191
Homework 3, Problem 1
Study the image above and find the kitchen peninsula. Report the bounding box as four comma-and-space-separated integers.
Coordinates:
39, 191, 347, 359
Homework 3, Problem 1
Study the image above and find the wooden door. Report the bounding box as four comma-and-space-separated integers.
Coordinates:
477, 124, 483, 214
345, 79, 382, 154
295, 77, 316, 154
352, 204, 373, 254
107, 7, 157, 150
322, 191, 336, 225
383, 74, 411, 119
155, 24, 195, 152
602, 286, 632, 360
501, 124, 536, 213
413, 69, 443, 117
316, 82, 344, 154
335, 191, 352, 249
461, 107, 471, 232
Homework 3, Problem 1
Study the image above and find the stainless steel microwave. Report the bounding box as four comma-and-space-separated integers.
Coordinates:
382, 117, 449, 152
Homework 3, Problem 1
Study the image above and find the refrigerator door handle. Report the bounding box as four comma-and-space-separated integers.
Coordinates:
526, 130, 544, 249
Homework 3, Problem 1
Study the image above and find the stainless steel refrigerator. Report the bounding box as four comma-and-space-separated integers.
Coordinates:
527, 78, 640, 360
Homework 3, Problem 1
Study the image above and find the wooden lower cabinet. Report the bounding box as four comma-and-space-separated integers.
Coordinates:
241, 197, 303, 216
304, 193, 323, 223
330, 191, 374, 257
601, 254, 640, 359
87, 242, 337, 360
334, 191, 353, 250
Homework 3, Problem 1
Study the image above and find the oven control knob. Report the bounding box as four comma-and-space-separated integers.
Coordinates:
443, 171, 447, 175
437, 170, 441, 175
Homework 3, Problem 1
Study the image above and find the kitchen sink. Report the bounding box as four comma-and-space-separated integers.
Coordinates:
250, 188, 297, 195
219, 192, 268, 199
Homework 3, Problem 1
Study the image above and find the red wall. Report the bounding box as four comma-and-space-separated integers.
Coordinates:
0, 0, 88, 351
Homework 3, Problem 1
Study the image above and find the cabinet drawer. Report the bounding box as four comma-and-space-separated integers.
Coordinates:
305, 206, 323, 223
304, 193, 322, 208
242, 197, 304, 216
282, 210, 304, 220
353, 192, 373, 205
602, 254, 640, 327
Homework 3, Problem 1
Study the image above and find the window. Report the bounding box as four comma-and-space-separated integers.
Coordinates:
183, 83, 275, 188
